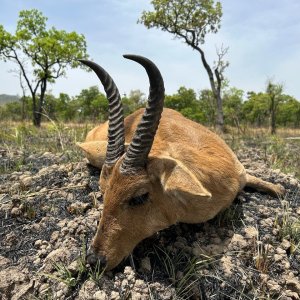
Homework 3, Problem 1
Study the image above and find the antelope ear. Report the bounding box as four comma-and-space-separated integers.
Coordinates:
152, 156, 212, 200
76, 141, 107, 169
76, 141, 130, 169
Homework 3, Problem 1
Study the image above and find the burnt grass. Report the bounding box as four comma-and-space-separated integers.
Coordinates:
0, 128, 300, 300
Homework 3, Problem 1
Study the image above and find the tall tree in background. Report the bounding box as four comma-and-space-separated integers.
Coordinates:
266, 80, 284, 135
0, 9, 88, 127
139, 0, 228, 133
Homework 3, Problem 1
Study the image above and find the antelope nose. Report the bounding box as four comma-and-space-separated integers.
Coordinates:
86, 246, 107, 267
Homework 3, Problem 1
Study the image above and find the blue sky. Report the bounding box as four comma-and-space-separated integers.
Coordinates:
0, 0, 299, 99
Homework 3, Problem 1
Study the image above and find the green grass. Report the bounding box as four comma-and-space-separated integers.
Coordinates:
153, 246, 219, 299
41, 238, 106, 297
274, 200, 300, 254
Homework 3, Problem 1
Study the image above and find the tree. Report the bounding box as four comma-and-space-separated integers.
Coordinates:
243, 92, 269, 127
139, 0, 228, 133
0, 9, 88, 127
165, 86, 205, 122
277, 96, 300, 127
198, 89, 216, 126
165, 86, 197, 111
266, 80, 284, 135
223, 87, 244, 132
122, 90, 146, 116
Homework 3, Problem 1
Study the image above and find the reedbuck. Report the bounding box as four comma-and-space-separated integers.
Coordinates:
78, 55, 285, 270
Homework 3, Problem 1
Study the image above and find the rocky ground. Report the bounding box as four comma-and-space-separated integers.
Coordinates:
0, 146, 299, 300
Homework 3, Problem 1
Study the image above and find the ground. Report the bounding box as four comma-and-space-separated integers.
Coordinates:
0, 124, 299, 300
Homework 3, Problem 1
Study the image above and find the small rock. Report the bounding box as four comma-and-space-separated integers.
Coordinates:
20, 176, 33, 187
220, 255, 233, 276
0, 256, 11, 268
11, 207, 21, 217
276, 247, 286, 255
124, 266, 134, 276
50, 231, 60, 242
139, 257, 151, 273
93, 290, 108, 300
289, 178, 299, 186
0, 267, 29, 296
192, 245, 204, 257
33, 258, 41, 265
260, 273, 269, 283
67, 201, 91, 215
281, 239, 291, 250
78, 280, 97, 299
134, 279, 146, 289
44, 247, 72, 272
174, 241, 185, 249
286, 277, 300, 294
38, 167, 50, 176
110, 291, 120, 299
274, 254, 283, 262
131, 291, 143, 300
244, 226, 258, 239
228, 234, 248, 250
68, 260, 79, 275
11, 280, 34, 300
267, 280, 281, 294
39, 283, 50, 294
284, 290, 300, 300
10, 183, 20, 192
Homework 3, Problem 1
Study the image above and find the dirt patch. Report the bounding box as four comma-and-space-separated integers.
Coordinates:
0, 147, 299, 299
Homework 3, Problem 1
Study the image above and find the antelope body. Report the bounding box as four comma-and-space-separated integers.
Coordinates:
78, 55, 285, 270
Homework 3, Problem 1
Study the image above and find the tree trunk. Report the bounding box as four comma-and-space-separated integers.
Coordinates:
215, 91, 224, 133
32, 94, 40, 127
33, 110, 42, 127
270, 96, 276, 135
21, 97, 25, 121
194, 45, 225, 133
33, 79, 47, 127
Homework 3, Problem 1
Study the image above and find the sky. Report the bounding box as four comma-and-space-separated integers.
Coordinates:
0, 0, 299, 100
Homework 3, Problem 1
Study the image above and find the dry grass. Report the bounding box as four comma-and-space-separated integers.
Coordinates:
223, 127, 300, 179
0, 121, 98, 174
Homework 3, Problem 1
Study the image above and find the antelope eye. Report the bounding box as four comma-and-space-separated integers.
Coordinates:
128, 193, 149, 207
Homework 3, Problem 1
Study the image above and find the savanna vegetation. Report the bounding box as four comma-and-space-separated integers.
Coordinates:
1, 2, 300, 300
1, 83, 300, 130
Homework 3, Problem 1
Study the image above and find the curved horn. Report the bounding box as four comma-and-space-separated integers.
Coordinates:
120, 55, 165, 174
79, 60, 125, 165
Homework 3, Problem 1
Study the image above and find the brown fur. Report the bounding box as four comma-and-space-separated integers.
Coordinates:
79, 108, 285, 270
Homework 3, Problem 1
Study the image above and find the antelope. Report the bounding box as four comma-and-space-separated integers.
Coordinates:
78, 55, 285, 270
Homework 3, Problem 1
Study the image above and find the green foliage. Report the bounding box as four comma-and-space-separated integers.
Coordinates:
242, 91, 300, 129
274, 201, 300, 255
0, 9, 88, 126
122, 89, 146, 116
166, 86, 206, 122
139, 0, 222, 46
198, 89, 216, 125
223, 87, 244, 128
154, 246, 199, 299
266, 80, 284, 134
277, 95, 300, 127
242, 92, 269, 126
139, 0, 227, 132
1, 84, 299, 130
